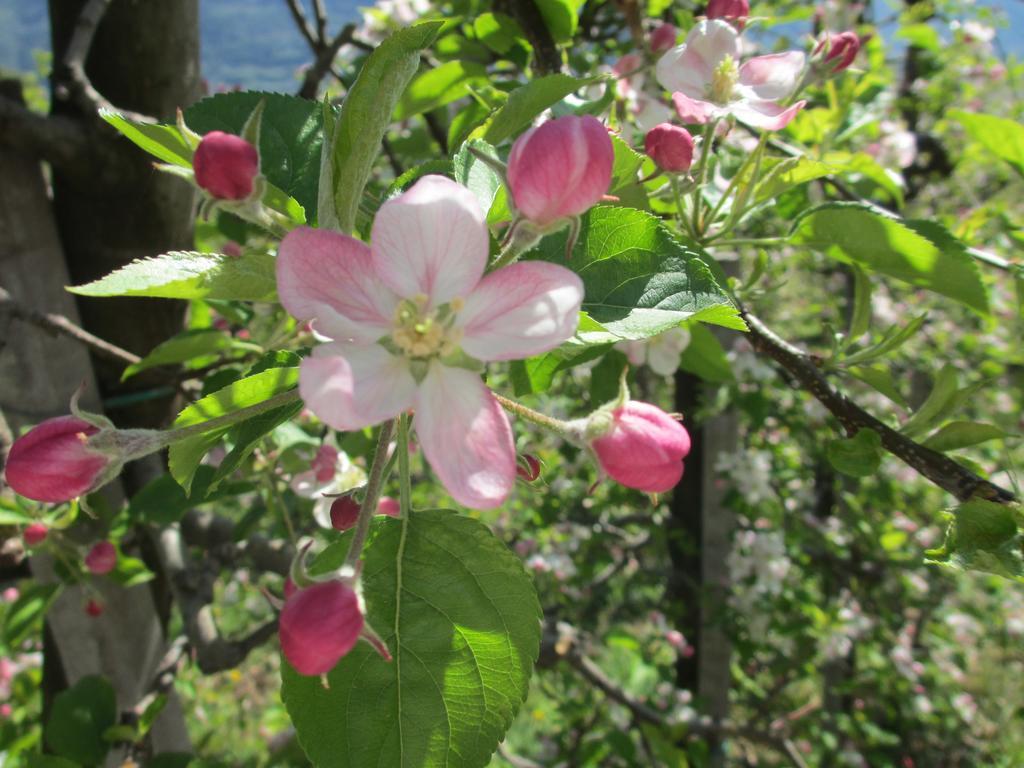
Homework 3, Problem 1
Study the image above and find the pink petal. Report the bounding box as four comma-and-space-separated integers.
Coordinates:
656, 19, 738, 97
738, 51, 806, 101
672, 92, 719, 124
371, 175, 488, 307
730, 99, 806, 131
413, 363, 515, 509
459, 262, 584, 361
277, 227, 398, 343
299, 343, 416, 431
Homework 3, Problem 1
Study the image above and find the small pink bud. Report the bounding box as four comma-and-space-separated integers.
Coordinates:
279, 580, 364, 676
507, 115, 614, 228
0, 703, 10, 718
2, 587, 19, 602
222, 240, 243, 258
85, 599, 104, 617
84, 541, 117, 575
311, 444, 339, 484
193, 131, 259, 200
329, 495, 360, 532
816, 31, 860, 72
23, 523, 48, 548
644, 123, 695, 173
650, 22, 678, 52
5, 417, 107, 503
377, 496, 400, 518
706, 0, 749, 22
665, 629, 686, 649
516, 455, 541, 482
592, 402, 691, 493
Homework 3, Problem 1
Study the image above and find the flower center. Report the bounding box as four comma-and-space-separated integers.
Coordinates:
390, 294, 463, 359
710, 55, 739, 104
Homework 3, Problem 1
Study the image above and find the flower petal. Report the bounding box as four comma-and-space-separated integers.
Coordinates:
738, 51, 806, 101
656, 20, 738, 97
277, 227, 398, 343
371, 175, 488, 306
299, 343, 416, 431
414, 363, 515, 509
459, 262, 583, 361
730, 99, 806, 131
671, 92, 720, 125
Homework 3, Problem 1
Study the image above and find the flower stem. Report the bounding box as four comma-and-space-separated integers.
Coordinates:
493, 393, 570, 435
691, 121, 717, 237
703, 132, 768, 236
344, 419, 396, 570
162, 388, 302, 444
397, 414, 412, 518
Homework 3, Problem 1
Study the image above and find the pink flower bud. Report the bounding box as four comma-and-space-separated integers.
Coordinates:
329, 495, 360, 532
311, 444, 339, 484
650, 22, 678, 52
592, 402, 691, 493
816, 31, 860, 72
706, 0, 749, 21
85, 599, 104, 617
665, 629, 686, 649
507, 115, 614, 228
193, 131, 259, 200
644, 123, 695, 173
23, 523, 48, 548
84, 541, 117, 575
5, 417, 107, 503
2, 587, 19, 602
0, 704, 11, 718
279, 580, 364, 676
516, 454, 541, 482
377, 496, 400, 518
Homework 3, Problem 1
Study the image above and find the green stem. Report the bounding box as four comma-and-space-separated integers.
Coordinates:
708, 236, 787, 248
668, 175, 696, 239
397, 414, 412, 518
691, 121, 717, 237
344, 419, 396, 570
493, 393, 571, 435
163, 389, 301, 444
703, 132, 769, 236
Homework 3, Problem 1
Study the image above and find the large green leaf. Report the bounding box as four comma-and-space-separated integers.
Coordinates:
168, 365, 299, 493
535, 0, 584, 42
395, 60, 488, 120
530, 206, 742, 338
185, 91, 326, 220
68, 251, 278, 302
951, 110, 1024, 177
282, 510, 541, 768
476, 74, 596, 145
45, 676, 117, 766
101, 110, 192, 166
927, 500, 1024, 581
324, 22, 444, 232
3, 583, 61, 648
121, 328, 256, 380
791, 203, 989, 314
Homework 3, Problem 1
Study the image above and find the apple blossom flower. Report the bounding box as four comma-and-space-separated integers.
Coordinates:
85, 541, 118, 575
277, 175, 584, 508
506, 116, 614, 229
815, 31, 860, 73
590, 401, 692, 493
706, 0, 749, 23
279, 580, 372, 675
617, 326, 691, 377
656, 20, 806, 130
193, 131, 259, 200
5, 417, 108, 503
644, 124, 696, 173
290, 444, 365, 528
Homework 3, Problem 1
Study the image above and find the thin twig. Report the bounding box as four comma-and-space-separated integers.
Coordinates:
299, 23, 356, 99
0, 286, 141, 366
283, 0, 319, 49
312, 0, 329, 44
345, 419, 396, 569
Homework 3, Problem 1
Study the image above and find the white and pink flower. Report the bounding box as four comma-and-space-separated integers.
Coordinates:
656, 20, 806, 131
277, 175, 584, 509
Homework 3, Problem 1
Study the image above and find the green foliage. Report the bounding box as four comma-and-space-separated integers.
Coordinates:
100, 110, 192, 166
127, 467, 254, 525
792, 203, 989, 314
922, 421, 1008, 452
322, 22, 443, 232
282, 510, 541, 768
121, 328, 257, 380
44, 676, 116, 766
826, 429, 883, 477
3, 583, 61, 649
928, 500, 1024, 581
951, 110, 1024, 177
395, 60, 488, 119
68, 251, 278, 302
535, 0, 585, 43
475, 74, 597, 145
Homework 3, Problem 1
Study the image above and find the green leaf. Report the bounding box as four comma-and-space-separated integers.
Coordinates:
185, 91, 327, 220
609, 134, 644, 193
101, 110, 192, 166
168, 366, 299, 493
897, 22, 941, 51
282, 510, 541, 768
395, 60, 488, 120
678, 324, 733, 383
841, 314, 927, 367
847, 266, 872, 343
477, 74, 596, 145
122, 329, 254, 380
530, 206, 742, 338
826, 429, 883, 477
3, 583, 61, 648
25, 757, 81, 768
45, 676, 117, 766
535, 0, 584, 42
951, 111, 1024, 177
453, 138, 504, 220
791, 203, 989, 314
326, 22, 444, 233
68, 251, 278, 302
927, 500, 1024, 581
900, 363, 959, 438
472, 12, 525, 55
922, 421, 1008, 452
846, 365, 907, 408
127, 467, 253, 525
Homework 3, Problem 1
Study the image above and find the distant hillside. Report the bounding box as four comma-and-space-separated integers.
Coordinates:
0, 0, 360, 93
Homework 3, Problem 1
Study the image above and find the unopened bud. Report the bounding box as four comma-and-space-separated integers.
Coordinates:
85, 599, 104, 617
644, 123, 695, 173
706, 0, 749, 23
193, 131, 259, 200
815, 31, 860, 73
516, 455, 542, 482
650, 23, 679, 52
590, 402, 691, 493
85, 541, 117, 575
5, 417, 108, 503
329, 495, 360, 532
23, 523, 48, 548
279, 580, 365, 676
